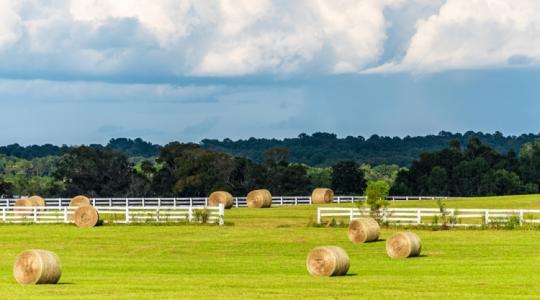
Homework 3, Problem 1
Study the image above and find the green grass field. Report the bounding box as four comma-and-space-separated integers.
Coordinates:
2, 195, 540, 299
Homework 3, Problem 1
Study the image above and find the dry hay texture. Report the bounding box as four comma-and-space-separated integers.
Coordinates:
246, 189, 272, 208
306, 246, 350, 277
386, 232, 422, 258
13, 249, 62, 284
311, 188, 334, 204
28, 195, 45, 207
208, 191, 234, 209
348, 218, 380, 243
69, 195, 91, 207
74, 206, 100, 228
68, 195, 91, 221
14, 198, 33, 216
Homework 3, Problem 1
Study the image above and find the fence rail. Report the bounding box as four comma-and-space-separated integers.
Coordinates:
0, 195, 455, 208
317, 207, 540, 227
0, 205, 224, 225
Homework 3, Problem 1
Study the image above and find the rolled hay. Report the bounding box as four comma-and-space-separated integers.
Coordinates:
68, 195, 91, 221
69, 195, 91, 207
306, 246, 350, 277
208, 191, 234, 209
246, 189, 272, 208
13, 249, 62, 284
311, 188, 334, 204
348, 218, 380, 243
14, 199, 33, 216
28, 195, 45, 208
386, 232, 422, 258
74, 206, 100, 228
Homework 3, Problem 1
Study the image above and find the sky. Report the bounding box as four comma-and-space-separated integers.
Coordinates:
1, 0, 540, 145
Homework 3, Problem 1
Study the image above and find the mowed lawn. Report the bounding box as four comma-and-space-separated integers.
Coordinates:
1, 196, 540, 299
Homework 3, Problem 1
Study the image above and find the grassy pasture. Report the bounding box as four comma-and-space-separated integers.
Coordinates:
1, 195, 540, 299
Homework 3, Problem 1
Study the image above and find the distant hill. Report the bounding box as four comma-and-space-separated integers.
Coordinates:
2, 132, 540, 167
201, 131, 540, 167
0, 138, 160, 159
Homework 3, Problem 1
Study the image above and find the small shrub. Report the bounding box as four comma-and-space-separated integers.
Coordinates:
193, 208, 210, 223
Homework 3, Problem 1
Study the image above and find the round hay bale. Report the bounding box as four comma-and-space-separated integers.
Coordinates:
13, 249, 62, 284
348, 218, 380, 243
386, 232, 422, 258
28, 195, 45, 208
15, 198, 32, 207
311, 188, 334, 204
74, 206, 99, 228
246, 189, 272, 208
306, 246, 350, 277
68, 195, 91, 221
14, 199, 33, 216
69, 195, 91, 207
208, 191, 234, 209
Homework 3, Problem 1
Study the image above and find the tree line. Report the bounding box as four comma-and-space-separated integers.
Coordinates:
391, 138, 540, 196
201, 131, 540, 166
0, 144, 370, 198
1, 136, 540, 198
4, 131, 540, 167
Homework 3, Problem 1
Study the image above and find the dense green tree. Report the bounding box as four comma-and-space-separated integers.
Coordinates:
519, 139, 540, 188
392, 138, 537, 197
361, 164, 401, 186
331, 160, 366, 195
425, 166, 448, 195
202, 131, 540, 167
262, 148, 311, 195
306, 166, 332, 189
107, 138, 160, 157
53, 147, 134, 197
0, 176, 12, 197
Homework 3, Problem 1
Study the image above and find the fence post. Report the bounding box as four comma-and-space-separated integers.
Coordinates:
417, 209, 422, 225
235, 197, 239, 208
309, 196, 312, 205
58, 198, 62, 208
350, 208, 354, 222
64, 207, 68, 223
484, 210, 489, 224
156, 207, 160, 222
519, 209, 524, 226
189, 198, 193, 207
280, 196, 283, 206
91, 198, 95, 206
125, 206, 130, 223
188, 207, 193, 223
33, 207, 37, 223
317, 208, 321, 224
158, 197, 161, 208
109, 198, 112, 207
337, 196, 341, 204
219, 203, 224, 226
294, 197, 298, 206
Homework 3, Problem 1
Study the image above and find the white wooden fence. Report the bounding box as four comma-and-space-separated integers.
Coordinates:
0, 195, 451, 208
0, 204, 224, 225
317, 207, 540, 227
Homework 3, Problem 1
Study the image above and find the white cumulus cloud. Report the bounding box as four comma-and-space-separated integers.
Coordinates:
0, 0, 398, 79
373, 0, 540, 72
